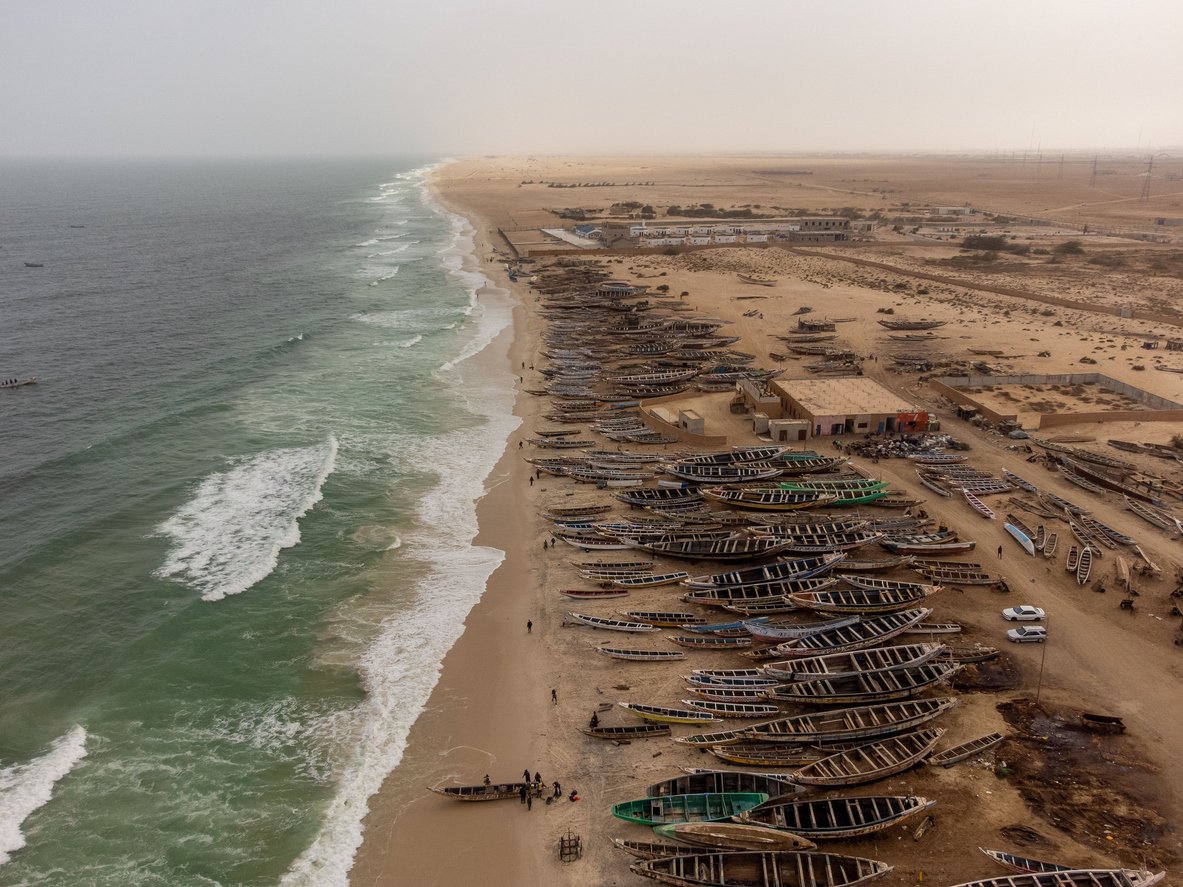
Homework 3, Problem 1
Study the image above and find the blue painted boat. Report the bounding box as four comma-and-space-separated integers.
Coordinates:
1004, 523, 1035, 556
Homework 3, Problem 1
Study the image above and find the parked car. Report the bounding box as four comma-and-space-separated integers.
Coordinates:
1007, 626, 1048, 644
1002, 605, 1045, 622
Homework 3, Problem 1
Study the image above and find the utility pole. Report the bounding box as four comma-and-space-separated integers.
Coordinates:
1035, 616, 1049, 706
1140, 155, 1153, 201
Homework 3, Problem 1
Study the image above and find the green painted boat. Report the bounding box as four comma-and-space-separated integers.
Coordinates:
611, 792, 770, 826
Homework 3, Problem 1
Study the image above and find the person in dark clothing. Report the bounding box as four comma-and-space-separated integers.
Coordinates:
553, 781, 561, 798
526, 620, 533, 633
589, 711, 599, 729
519, 785, 527, 804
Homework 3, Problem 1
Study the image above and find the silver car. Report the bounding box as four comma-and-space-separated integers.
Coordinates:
1007, 626, 1047, 643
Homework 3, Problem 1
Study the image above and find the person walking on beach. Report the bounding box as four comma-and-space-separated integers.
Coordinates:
553, 781, 561, 799
523, 768, 531, 782
589, 711, 599, 729
519, 785, 527, 804
527, 793, 533, 811
528, 476, 534, 487
551, 688, 558, 704
527, 619, 533, 634
483, 774, 491, 786
534, 771, 541, 785
997, 545, 1004, 559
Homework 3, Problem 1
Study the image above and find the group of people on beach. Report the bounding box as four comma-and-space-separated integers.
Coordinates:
483, 770, 577, 810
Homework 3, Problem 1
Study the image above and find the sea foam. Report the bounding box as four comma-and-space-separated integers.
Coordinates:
0, 726, 88, 866
153, 437, 337, 601
280, 160, 521, 887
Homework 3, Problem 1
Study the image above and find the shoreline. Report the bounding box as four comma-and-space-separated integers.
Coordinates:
350, 166, 552, 886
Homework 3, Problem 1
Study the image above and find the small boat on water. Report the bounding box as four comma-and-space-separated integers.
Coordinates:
791, 728, 944, 786
580, 723, 671, 740
652, 821, 815, 852
0, 376, 37, 389
927, 731, 1004, 767
598, 647, 686, 662
611, 791, 770, 825
629, 850, 894, 887
739, 794, 936, 839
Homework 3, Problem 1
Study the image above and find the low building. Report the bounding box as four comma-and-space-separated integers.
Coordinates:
770, 378, 928, 437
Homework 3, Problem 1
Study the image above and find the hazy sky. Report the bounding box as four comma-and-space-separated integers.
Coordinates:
2, 0, 1180, 156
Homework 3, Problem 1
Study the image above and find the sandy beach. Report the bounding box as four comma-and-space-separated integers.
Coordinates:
352, 155, 1183, 887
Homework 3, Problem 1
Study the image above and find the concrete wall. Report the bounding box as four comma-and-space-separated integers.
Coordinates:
1038, 410, 1183, 428
929, 378, 1020, 425
935, 372, 1183, 410
639, 406, 728, 446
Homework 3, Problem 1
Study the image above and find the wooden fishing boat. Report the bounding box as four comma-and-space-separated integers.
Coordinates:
648, 775, 794, 804
429, 781, 541, 801
624, 612, 704, 627
881, 538, 976, 555
669, 635, 754, 650
664, 463, 783, 484
918, 472, 953, 497
902, 622, 961, 635
634, 537, 796, 561
739, 794, 937, 839
789, 585, 938, 614
682, 577, 838, 606
1080, 514, 1136, 547
612, 839, 698, 860
837, 575, 938, 593
709, 744, 827, 767
580, 723, 672, 740
910, 567, 994, 586
1004, 523, 1036, 556
1065, 546, 1079, 572
1032, 525, 1046, 551
599, 647, 687, 662
545, 504, 614, 519
746, 608, 930, 659
1077, 546, 1093, 586
703, 488, 836, 511
907, 452, 964, 464
764, 643, 945, 682
1080, 712, 1126, 734
678, 446, 791, 466
618, 702, 722, 725
1042, 533, 1058, 558
690, 685, 785, 703
927, 731, 1004, 767
611, 571, 691, 588
561, 588, 630, 600
942, 644, 999, 663
779, 479, 887, 493
739, 273, 777, 286
723, 599, 797, 616
611, 792, 770, 825
568, 612, 659, 632
684, 554, 844, 589
759, 531, 885, 554
1123, 495, 1176, 531
745, 614, 861, 641
682, 699, 783, 719
574, 558, 655, 571
652, 822, 815, 852
674, 726, 753, 747
790, 728, 944, 786
688, 668, 776, 685
978, 848, 1073, 875
964, 491, 997, 519
1002, 469, 1038, 493
630, 850, 893, 887
767, 662, 958, 706
836, 556, 915, 572
935, 870, 1163, 887
741, 697, 958, 744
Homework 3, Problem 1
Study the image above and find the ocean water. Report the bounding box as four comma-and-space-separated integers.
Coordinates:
0, 158, 518, 885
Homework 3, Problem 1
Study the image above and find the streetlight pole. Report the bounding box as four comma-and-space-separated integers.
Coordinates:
1034, 615, 1048, 707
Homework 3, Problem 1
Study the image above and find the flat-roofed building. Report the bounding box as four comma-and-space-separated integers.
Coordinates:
770, 378, 928, 437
